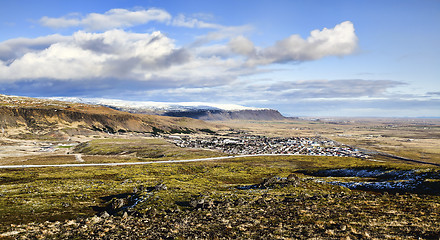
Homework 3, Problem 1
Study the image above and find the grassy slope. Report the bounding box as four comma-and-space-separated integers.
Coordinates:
74, 138, 223, 159
1, 155, 439, 238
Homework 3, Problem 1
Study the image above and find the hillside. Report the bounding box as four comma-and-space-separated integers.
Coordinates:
49, 97, 287, 121
0, 94, 220, 138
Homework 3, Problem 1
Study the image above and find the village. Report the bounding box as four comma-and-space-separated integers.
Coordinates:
169, 135, 370, 158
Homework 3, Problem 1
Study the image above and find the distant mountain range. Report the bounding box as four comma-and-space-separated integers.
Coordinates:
49, 97, 287, 121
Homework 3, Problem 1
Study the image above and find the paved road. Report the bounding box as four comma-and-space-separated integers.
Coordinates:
0, 154, 297, 169
376, 153, 440, 167
1, 153, 438, 169
0, 156, 233, 169
0, 154, 308, 169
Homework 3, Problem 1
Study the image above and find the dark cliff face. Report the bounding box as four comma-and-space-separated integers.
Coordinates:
107, 106, 286, 121
163, 109, 286, 121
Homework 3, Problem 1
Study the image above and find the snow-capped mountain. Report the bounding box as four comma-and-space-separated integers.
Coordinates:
49, 97, 263, 111
49, 97, 286, 121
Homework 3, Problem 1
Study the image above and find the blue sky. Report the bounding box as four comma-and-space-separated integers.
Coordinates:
0, 0, 439, 117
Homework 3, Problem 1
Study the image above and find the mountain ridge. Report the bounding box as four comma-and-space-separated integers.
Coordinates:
49, 97, 286, 121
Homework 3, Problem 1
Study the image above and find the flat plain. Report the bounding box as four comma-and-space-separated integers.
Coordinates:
217, 118, 440, 165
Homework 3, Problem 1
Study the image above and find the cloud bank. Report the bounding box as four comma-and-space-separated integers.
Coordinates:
1, 12, 358, 88
268, 79, 405, 98
39, 8, 172, 31
231, 21, 358, 65
0, 30, 190, 81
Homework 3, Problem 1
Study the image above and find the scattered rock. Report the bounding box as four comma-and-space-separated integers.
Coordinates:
340, 225, 347, 231
261, 176, 279, 188
189, 199, 199, 208
100, 211, 110, 218
287, 173, 300, 182
61, 202, 70, 208
122, 179, 132, 184
189, 195, 213, 209
111, 198, 127, 210
133, 185, 145, 194
153, 183, 167, 191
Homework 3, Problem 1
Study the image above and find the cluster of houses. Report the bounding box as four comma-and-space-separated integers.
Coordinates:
170, 135, 369, 158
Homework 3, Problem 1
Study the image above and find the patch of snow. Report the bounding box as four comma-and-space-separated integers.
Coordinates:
315, 168, 435, 181
317, 169, 385, 178
329, 180, 421, 191
314, 168, 440, 193
48, 97, 265, 111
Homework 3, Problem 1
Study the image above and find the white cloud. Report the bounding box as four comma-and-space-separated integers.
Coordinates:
39, 16, 80, 28
190, 25, 255, 47
171, 14, 222, 29
0, 20, 361, 100
39, 8, 224, 31
229, 36, 256, 56
0, 34, 70, 61
268, 79, 405, 98
36, 8, 357, 68
0, 29, 248, 88
0, 30, 188, 81
40, 8, 172, 31
247, 21, 358, 65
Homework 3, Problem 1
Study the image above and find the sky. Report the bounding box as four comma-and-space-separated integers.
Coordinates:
0, 0, 439, 117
